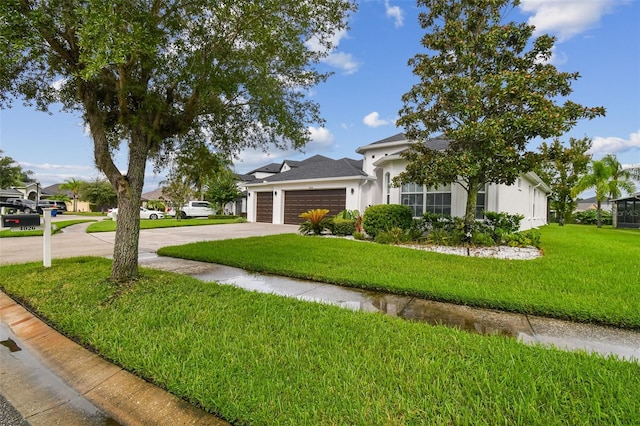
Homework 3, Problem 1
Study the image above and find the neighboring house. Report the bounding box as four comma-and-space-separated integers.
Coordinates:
0, 187, 25, 202
245, 134, 550, 230
612, 193, 640, 229
575, 196, 613, 213
0, 181, 41, 202
41, 183, 91, 212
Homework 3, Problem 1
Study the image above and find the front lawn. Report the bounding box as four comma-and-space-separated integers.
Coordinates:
0, 219, 96, 238
86, 217, 242, 232
0, 257, 637, 424
158, 225, 640, 329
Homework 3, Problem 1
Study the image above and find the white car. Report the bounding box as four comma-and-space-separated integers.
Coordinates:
107, 207, 164, 220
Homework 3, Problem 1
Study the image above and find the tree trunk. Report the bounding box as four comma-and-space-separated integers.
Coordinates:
110, 133, 148, 282
464, 178, 479, 239
596, 200, 602, 228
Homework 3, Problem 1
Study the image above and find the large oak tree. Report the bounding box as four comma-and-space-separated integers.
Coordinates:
1, 0, 356, 281
396, 0, 604, 234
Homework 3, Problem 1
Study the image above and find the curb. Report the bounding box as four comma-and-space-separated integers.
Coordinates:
0, 291, 229, 426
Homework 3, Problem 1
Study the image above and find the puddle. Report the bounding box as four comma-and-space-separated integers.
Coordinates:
141, 256, 640, 362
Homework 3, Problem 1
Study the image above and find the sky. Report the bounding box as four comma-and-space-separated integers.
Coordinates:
1, 0, 639, 194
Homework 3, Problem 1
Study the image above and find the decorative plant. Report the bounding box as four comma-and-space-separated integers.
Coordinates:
299, 209, 331, 235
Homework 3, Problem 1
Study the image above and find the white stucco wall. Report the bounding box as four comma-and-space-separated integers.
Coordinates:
365, 155, 548, 231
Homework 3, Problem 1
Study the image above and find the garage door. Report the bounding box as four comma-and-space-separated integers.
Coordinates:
284, 189, 346, 225
255, 192, 273, 223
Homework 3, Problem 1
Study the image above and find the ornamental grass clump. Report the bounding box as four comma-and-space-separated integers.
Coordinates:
298, 208, 331, 235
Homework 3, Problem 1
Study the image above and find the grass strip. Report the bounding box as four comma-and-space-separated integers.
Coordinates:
158, 225, 640, 329
86, 217, 241, 232
0, 257, 638, 424
0, 219, 96, 238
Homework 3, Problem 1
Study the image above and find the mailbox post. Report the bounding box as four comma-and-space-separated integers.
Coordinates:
42, 209, 53, 267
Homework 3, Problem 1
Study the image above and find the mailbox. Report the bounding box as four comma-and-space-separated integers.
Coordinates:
1, 214, 41, 228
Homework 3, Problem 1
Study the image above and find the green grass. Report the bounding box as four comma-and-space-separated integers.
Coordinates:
158, 225, 640, 329
0, 219, 96, 238
67, 211, 107, 217
86, 217, 241, 232
0, 257, 638, 425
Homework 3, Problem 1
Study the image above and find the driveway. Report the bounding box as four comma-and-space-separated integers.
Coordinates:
0, 218, 298, 265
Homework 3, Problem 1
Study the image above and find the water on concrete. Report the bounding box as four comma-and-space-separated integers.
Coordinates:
139, 254, 640, 363
0, 322, 120, 425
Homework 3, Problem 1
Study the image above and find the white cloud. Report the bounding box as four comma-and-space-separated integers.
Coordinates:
589, 130, 640, 156
520, 0, 618, 42
18, 161, 95, 171
305, 28, 360, 74
307, 126, 335, 148
305, 28, 346, 53
363, 112, 390, 128
385, 1, 404, 28
322, 52, 360, 75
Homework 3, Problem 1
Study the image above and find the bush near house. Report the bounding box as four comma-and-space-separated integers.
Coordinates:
361, 204, 414, 238
574, 209, 612, 225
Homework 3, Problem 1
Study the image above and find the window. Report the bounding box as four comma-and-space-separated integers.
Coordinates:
400, 183, 453, 217
401, 182, 424, 216
385, 173, 390, 204
475, 184, 486, 219
425, 184, 452, 216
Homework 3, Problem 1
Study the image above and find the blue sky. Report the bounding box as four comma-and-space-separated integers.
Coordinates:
1, 0, 638, 193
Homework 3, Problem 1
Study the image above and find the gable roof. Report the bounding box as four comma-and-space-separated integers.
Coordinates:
248, 155, 367, 184
369, 133, 407, 145
41, 183, 70, 197
248, 162, 282, 174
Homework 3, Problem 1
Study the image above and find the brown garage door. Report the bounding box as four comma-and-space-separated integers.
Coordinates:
255, 192, 273, 223
284, 189, 346, 225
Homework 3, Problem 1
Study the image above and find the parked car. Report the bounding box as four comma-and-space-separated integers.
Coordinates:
107, 207, 164, 220
5, 198, 37, 213
168, 201, 216, 219
36, 200, 68, 215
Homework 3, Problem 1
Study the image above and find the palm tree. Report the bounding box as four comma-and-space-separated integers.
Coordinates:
60, 178, 83, 212
572, 154, 636, 228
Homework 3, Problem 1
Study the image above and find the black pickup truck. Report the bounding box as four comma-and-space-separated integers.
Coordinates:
0, 199, 37, 214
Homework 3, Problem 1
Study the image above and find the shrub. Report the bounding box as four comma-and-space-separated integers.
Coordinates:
574, 209, 612, 225
362, 204, 414, 238
374, 227, 414, 245
484, 211, 523, 234
332, 218, 356, 236
471, 231, 496, 247
299, 209, 331, 235
352, 231, 365, 240
425, 228, 452, 245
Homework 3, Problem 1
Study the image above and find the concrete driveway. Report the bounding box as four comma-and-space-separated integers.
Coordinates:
0, 216, 298, 265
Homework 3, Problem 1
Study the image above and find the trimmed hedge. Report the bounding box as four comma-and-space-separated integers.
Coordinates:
362, 204, 413, 238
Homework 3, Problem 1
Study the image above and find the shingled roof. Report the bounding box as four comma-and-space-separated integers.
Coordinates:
256, 155, 366, 183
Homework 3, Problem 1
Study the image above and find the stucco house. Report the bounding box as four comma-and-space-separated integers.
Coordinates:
244, 133, 550, 230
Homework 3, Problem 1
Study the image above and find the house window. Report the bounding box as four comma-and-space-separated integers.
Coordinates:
385, 173, 391, 204
401, 183, 453, 217
401, 182, 424, 216
475, 184, 486, 219
425, 184, 452, 216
